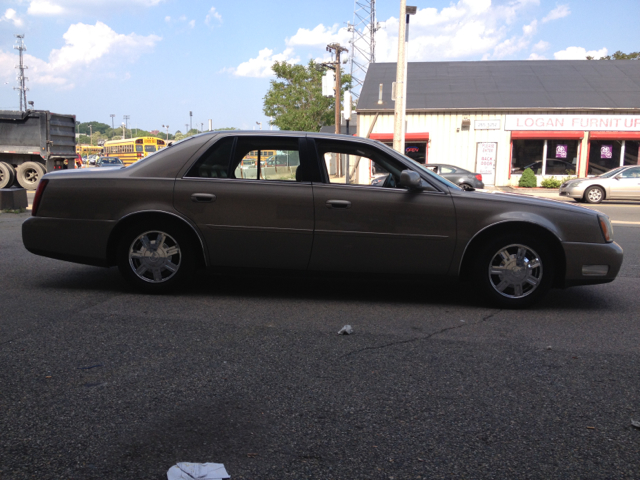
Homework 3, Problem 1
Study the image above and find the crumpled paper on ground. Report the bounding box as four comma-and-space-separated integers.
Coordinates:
167, 462, 230, 479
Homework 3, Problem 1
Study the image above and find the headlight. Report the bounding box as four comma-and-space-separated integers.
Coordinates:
598, 214, 614, 243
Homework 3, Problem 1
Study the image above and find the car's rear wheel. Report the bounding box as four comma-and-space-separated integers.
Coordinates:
16, 161, 45, 190
0, 162, 16, 189
474, 234, 554, 308
584, 186, 604, 204
117, 222, 196, 293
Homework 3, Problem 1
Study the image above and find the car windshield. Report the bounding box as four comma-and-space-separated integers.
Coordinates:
375, 142, 461, 190
598, 167, 626, 178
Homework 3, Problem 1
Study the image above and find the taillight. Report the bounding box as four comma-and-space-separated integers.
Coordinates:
31, 179, 49, 216
475, 174, 482, 181
138, 153, 143, 158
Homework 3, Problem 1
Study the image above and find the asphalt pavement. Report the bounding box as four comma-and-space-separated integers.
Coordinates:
1, 206, 640, 479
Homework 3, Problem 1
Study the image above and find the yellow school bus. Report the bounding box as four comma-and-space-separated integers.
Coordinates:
103, 137, 167, 166
76, 144, 103, 157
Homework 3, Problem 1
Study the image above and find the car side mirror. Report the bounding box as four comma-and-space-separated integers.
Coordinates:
399, 170, 423, 190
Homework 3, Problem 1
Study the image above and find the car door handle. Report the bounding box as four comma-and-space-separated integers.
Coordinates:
191, 193, 216, 203
326, 200, 351, 209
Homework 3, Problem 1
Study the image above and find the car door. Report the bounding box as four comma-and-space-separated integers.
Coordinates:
173, 134, 316, 270
609, 166, 640, 199
307, 138, 457, 275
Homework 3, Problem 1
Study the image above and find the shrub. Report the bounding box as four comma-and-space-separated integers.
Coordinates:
540, 176, 563, 189
518, 168, 537, 188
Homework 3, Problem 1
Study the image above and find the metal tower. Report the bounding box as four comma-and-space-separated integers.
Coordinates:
347, 0, 380, 99
13, 34, 29, 112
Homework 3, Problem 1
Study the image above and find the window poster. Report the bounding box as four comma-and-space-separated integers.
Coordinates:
601, 145, 613, 159
556, 144, 568, 158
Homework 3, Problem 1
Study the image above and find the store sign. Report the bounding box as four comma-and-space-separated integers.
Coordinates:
601, 145, 613, 159
505, 114, 640, 131
474, 119, 501, 130
475, 142, 497, 185
556, 144, 568, 158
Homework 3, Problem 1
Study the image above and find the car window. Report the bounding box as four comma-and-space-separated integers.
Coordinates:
185, 136, 309, 182
440, 166, 455, 174
620, 167, 640, 178
314, 139, 437, 191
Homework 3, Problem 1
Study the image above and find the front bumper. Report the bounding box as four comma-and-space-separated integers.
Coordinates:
22, 216, 115, 267
559, 183, 587, 200
562, 241, 623, 287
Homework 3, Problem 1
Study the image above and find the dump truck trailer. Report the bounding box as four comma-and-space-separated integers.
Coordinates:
0, 110, 76, 190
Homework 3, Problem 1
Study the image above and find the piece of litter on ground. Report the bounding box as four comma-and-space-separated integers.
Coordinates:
631, 419, 640, 429
167, 462, 230, 480
586, 426, 595, 429
338, 325, 354, 335
546, 346, 552, 350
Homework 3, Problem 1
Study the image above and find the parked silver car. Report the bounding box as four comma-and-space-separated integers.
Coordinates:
22, 131, 623, 308
560, 165, 640, 203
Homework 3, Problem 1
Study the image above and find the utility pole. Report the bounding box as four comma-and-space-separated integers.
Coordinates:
13, 35, 29, 112
326, 43, 348, 135
392, 3, 416, 154
162, 124, 169, 140
89, 125, 93, 145
189, 111, 193, 132
110, 114, 115, 129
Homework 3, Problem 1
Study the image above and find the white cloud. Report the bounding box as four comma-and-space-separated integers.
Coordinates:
0, 21, 161, 88
532, 40, 550, 51
28, 0, 64, 15
233, 47, 299, 78
542, 4, 570, 22
554, 46, 607, 60
528, 52, 546, 60
1, 8, 24, 26
165, 16, 170, 22
27, 0, 162, 16
286, 24, 350, 48
188, 19, 195, 28
205, 7, 222, 26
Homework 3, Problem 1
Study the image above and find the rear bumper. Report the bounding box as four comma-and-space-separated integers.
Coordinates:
22, 216, 115, 267
562, 241, 623, 287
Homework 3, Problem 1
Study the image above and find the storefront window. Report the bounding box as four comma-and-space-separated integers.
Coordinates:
624, 141, 639, 166
511, 140, 544, 174
382, 142, 427, 164
511, 139, 577, 175
588, 140, 622, 175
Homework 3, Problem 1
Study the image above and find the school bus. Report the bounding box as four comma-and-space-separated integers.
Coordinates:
76, 144, 103, 157
103, 137, 167, 165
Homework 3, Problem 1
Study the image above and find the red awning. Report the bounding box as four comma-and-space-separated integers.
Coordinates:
510, 131, 584, 140
589, 132, 640, 140
370, 132, 429, 142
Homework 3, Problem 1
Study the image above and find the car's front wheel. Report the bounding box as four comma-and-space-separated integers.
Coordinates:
584, 186, 604, 204
474, 234, 554, 308
117, 222, 196, 293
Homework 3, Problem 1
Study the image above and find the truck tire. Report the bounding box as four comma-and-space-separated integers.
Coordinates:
16, 161, 45, 190
0, 162, 15, 189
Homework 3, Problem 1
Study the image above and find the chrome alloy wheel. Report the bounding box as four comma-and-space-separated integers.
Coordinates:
587, 188, 603, 203
128, 230, 182, 283
487, 244, 543, 298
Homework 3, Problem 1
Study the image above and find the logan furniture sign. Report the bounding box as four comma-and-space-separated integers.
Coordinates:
505, 115, 640, 131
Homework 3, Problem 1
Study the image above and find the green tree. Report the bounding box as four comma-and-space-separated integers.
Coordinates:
213, 127, 238, 131
587, 50, 639, 60
263, 59, 351, 132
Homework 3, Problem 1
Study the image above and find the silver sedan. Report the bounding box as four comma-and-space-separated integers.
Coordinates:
22, 131, 623, 308
560, 165, 640, 203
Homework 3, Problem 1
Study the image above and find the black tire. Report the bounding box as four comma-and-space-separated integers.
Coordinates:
474, 233, 554, 308
584, 186, 604, 204
16, 161, 45, 190
116, 221, 197, 293
0, 162, 16, 189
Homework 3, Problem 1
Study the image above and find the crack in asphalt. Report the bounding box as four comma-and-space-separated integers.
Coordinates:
340, 309, 502, 359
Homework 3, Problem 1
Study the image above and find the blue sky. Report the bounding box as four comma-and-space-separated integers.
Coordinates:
0, 0, 638, 133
